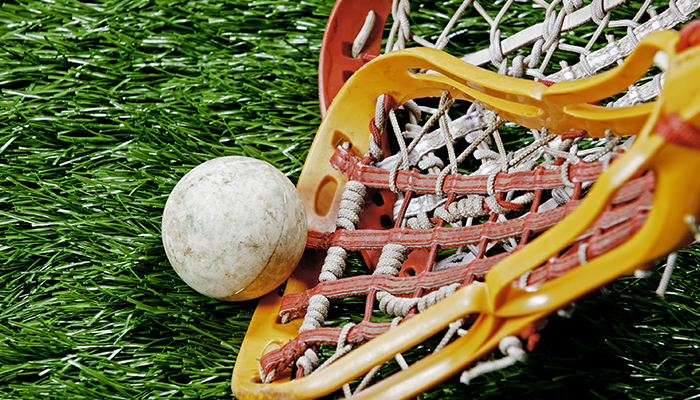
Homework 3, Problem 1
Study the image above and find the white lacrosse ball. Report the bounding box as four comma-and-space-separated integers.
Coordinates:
162, 156, 307, 301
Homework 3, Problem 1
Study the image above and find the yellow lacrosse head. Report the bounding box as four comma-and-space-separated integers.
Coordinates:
232, 27, 700, 400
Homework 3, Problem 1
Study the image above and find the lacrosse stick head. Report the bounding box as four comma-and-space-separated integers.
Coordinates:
233, 3, 700, 398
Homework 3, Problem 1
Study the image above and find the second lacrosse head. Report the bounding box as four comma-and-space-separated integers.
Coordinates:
162, 156, 307, 301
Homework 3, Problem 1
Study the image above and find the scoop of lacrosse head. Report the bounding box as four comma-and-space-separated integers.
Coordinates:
232, 26, 700, 400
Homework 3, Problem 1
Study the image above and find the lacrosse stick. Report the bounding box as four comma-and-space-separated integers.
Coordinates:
231, 21, 700, 398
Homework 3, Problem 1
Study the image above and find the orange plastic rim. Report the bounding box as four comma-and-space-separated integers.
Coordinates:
318, 0, 392, 117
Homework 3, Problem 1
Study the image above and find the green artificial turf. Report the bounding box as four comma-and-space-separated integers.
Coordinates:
1, 0, 699, 399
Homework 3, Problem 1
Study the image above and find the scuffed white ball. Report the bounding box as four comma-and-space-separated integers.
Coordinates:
162, 156, 307, 301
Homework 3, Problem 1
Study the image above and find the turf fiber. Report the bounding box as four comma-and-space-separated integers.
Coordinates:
1, 0, 699, 399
